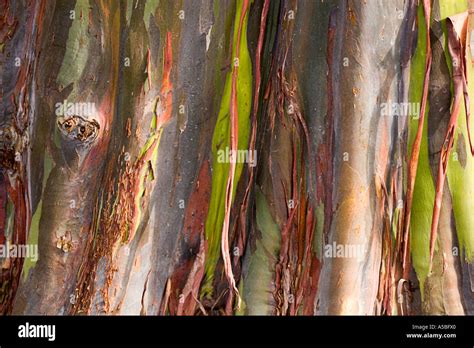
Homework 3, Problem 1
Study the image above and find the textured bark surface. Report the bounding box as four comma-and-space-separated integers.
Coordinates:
1, 0, 474, 315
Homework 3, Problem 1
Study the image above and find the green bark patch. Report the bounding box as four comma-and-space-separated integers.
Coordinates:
56, 0, 91, 93
202, 0, 252, 297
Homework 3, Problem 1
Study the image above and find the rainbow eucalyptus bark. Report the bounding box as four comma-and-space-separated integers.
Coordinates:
313, 0, 417, 315
11, 0, 120, 314
240, 0, 323, 315
14, 0, 240, 315
0, 0, 46, 314
2, 0, 474, 316
408, 0, 474, 315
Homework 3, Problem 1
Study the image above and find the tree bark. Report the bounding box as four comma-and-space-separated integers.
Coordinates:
1, 0, 474, 316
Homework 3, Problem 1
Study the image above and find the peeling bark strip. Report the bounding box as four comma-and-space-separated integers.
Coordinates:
201, 0, 252, 303
402, 0, 432, 275
430, 12, 470, 270
2, 0, 474, 315
165, 162, 210, 315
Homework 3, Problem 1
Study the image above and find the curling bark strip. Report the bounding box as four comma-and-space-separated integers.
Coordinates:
240, 0, 270, 222
430, 13, 469, 270
403, 0, 432, 274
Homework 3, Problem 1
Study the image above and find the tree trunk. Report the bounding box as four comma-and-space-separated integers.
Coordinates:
1, 0, 474, 315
